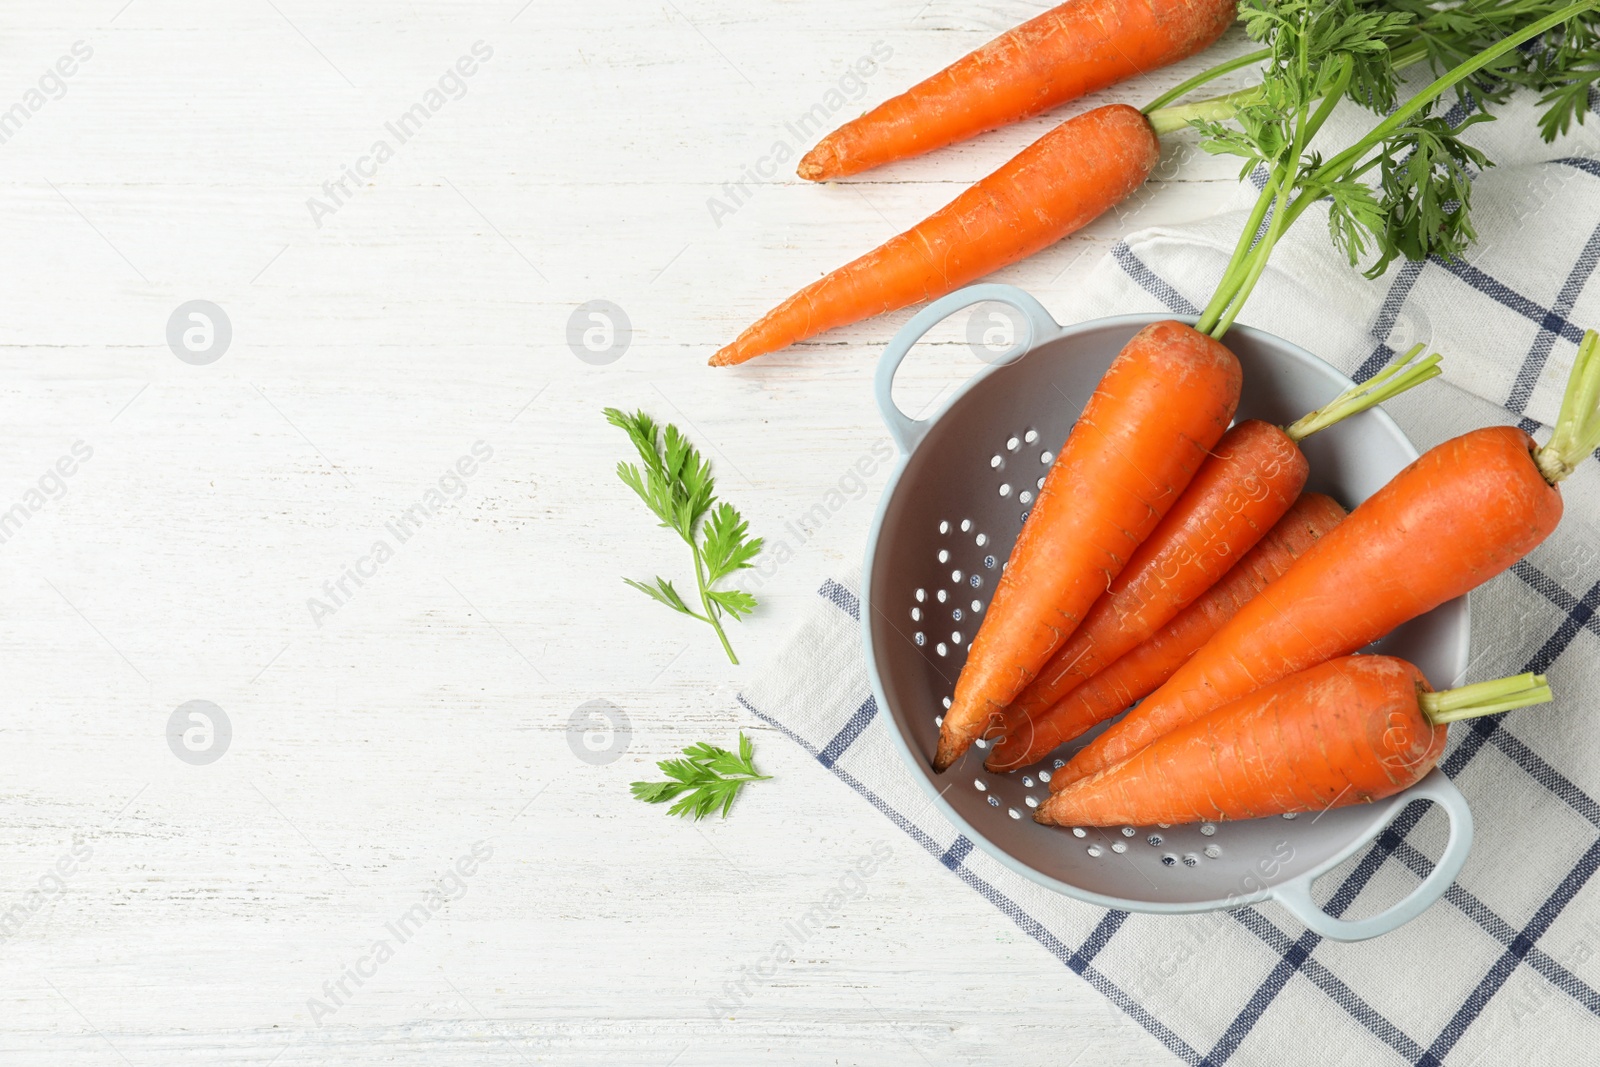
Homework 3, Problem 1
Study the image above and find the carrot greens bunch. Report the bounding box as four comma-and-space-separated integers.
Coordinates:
1181, 1, 1595, 338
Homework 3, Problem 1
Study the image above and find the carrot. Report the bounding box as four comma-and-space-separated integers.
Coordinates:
1058, 329, 1600, 788
1036, 656, 1551, 827
710, 105, 1158, 367
986, 347, 1440, 745
982, 492, 1346, 775
932, 320, 1240, 771
796, 0, 1236, 182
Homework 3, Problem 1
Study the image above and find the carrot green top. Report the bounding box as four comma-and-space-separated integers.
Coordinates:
1133, 1, 1600, 340
1536, 329, 1600, 485
1422, 672, 1553, 724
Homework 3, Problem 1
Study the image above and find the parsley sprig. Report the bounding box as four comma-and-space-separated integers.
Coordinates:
630, 732, 771, 819
606, 408, 763, 664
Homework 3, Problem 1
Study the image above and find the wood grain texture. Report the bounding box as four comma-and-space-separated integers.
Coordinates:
0, 1, 1258, 1062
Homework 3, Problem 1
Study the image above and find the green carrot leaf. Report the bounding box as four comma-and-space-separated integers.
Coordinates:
701, 502, 763, 585
632, 732, 771, 821
706, 588, 758, 620
607, 409, 762, 663
623, 577, 697, 618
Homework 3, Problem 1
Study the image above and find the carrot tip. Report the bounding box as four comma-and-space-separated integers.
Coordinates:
796, 154, 828, 181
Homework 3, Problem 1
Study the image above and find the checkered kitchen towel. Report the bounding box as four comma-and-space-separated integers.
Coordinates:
739, 84, 1600, 1066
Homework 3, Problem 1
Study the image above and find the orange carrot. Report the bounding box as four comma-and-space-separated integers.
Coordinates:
1060, 426, 1562, 785
986, 349, 1437, 748
1059, 329, 1600, 787
1037, 656, 1551, 827
711, 105, 1159, 367
992, 420, 1303, 730
932, 320, 1240, 771
982, 492, 1346, 775
797, 0, 1236, 181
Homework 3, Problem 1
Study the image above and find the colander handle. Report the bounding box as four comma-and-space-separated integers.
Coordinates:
1269, 769, 1474, 942
875, 283, 1059, 453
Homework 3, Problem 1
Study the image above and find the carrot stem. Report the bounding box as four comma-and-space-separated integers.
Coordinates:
1196, 53, 1352, 338
1145, 49, 1270, 113
1147, 86, 1263, 135
1204, 177, 1280, 314
1283, 344, 1441, 441
1536, 329, 1600, 483
691, 537, 740, 665
1422, 672, 1553, 723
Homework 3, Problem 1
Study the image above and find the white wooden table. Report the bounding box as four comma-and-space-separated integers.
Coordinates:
0, 3, 1260, 1062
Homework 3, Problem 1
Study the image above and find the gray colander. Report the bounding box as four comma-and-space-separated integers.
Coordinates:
861, 283, 1474, 941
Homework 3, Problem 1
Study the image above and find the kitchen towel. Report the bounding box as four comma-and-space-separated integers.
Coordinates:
739, 85, 1600, 1065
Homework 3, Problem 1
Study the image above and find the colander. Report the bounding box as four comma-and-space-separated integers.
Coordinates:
862, 283, 1474, 942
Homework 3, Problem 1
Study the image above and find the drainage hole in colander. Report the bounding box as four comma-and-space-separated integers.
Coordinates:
911, 607, 922, 622
1020, 509, 1031, 523
1120, 827, 1135, 837
1161, 854, 1178, 867
1281, 812, 1298, 820
973, 778, 987, 791
938, 549, 950, 563
1199, 823, 1217, 836
915, 588, 926, 602
999, 483, 1012, 497
1025, 429, 1039, 444
1019, 490, 1034, 505
1024, 795, 1038, 809
1007, 436, 1020, 451
1021, 775, 1034, 788
942, 696, 952, 709
990, 454, 1003, 469
1204, 844, 1222, 859
935, 714, 943, 727
936, 589, 948, 603
1039, 769, 1053, 782
1037, 476, 1046, 490
1052, 759, 1065, 770
1183, 854, 1199, 867
1071, 827, 1085, 838
961, 518, 973, 532
975, 532, 988, 547
971, 599, 983, 613
952, 608, 963, 622
936, 642, 948, 656
970, 576, 983, 591
914, 632, 926, 646
1158, 823, 1171, 829
951, 631, 962, 645
1008, 808, 1022, 820
984, 555, 997, 569
951, 569, 963, 584
1147, 834, 1163, 847
987, 795, 1000, 807
1041, 450, 1054, 464
939, 520, 950, 535
1087, 844, 1103, 857
1111, 842, 1127, 854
